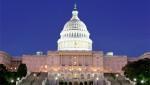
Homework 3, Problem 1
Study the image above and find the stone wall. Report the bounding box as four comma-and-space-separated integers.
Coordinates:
22, 55, 48, 72
22, 51, 104, 72
22, 51, 128, 73
1, 51, 148, 74
0, 51, 11, 66
103, 55, 127, 73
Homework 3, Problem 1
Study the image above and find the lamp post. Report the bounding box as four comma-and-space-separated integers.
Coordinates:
10, 78, 17, 85
55, 77, 58, 85
15, 77, 20, 85
96, 77, 99, 85
133, 78, 137, 85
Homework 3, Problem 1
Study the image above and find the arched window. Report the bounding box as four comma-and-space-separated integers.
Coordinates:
94, 74, 97, 78
89, 81, 93, 85
84, 81, 88, 85
80, 82, 83, 85
69, 82, 72, 85
64, 82, 67, 85
87, 74, 90, 79
81, 74, 84, 79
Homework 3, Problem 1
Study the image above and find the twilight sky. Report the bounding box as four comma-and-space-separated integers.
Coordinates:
0, 0, 150, 57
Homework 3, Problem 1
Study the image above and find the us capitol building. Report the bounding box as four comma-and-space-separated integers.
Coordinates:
0, 5, 150, 84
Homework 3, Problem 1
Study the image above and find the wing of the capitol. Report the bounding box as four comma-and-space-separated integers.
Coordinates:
0, 5, 149, 84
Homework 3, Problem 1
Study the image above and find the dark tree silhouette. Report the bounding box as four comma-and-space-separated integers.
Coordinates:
17, 64, 27, 78
0, 64, 8, 85
122, 58, 150, 85
0, 64, 7, 72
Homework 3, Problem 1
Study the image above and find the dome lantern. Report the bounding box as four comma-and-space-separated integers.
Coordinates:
71, 4, 79, 20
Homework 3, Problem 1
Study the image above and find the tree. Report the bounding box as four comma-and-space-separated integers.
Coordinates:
122, 58, 150, 85
4, 72, 17, 85
0, 64, 7, 71
0, 64, 7, 76
0, 64, 8, 85
0, 64, 27, 85
17, 64, 27, 78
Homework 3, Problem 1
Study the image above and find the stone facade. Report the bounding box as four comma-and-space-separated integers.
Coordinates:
103, 55, 127, 73
1, 51, 149, 73
21, 51, 127, 74
22, 54, 47, 72
0, 51, 149, 80
128, 52, 150, 62
0, 51, 11, 66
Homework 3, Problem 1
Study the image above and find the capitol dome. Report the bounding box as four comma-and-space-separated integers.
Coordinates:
57, 4, 92, 51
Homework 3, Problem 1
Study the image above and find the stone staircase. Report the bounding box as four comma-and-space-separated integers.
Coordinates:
18, 72, 47, 85
104, 73, 132, 85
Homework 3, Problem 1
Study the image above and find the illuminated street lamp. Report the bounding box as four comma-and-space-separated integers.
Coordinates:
78, 68, 81, 71
96, 77, 99, 80
55, 77, 58, 85
115, 74, 119, 78
141, 80, 144, 84
57, 73, 60, 77
17, 77, 20, 81
45, 65, 48, 69
33, 73, 37, 77
133, 82, 136, 85
96, 77, 99, 85
133, 78, 137, 82
10, 79, 14, 83
55, 77, 58, 80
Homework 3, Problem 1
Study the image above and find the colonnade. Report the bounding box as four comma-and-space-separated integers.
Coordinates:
47, 72, 105, 85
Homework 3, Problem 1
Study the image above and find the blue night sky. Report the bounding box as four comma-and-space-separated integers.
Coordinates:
0, 0, 150, 57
